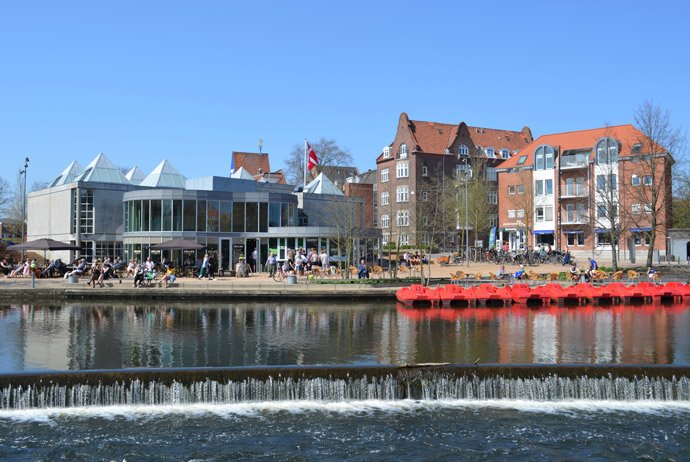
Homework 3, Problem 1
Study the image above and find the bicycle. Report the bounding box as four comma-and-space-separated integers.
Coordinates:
273, 265, 288, 282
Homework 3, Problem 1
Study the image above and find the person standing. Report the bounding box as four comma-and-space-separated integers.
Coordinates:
199, 254, 209, 279
320, 250, 330, 275
265, 253, 277, 278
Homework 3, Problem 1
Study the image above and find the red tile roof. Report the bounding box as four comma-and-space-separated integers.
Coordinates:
466, 126, 533, 153
254, 170, 286, 184
233, 152, 271, 176
496, 124, 664, 169
408, 120, 460, 153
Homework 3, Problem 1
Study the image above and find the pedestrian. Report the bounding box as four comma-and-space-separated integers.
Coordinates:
199, 254, 209, 279
265, 252, 277, 278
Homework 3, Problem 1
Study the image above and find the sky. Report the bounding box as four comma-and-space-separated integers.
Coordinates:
1, 0, 689, 188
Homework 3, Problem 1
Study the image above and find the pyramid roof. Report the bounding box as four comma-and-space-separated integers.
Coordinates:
48, 160, 84, 187
304, 172, 344, 195
139, 159, 186, 188
125, 166, 147, 185
72, 153, 131, 184
231, 166, 256, 180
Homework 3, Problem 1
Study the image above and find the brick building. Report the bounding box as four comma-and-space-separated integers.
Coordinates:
496, 124, 673, 262
376, 112, 532, 249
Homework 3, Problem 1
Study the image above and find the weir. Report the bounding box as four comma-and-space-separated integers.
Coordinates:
1, 364, 689, 410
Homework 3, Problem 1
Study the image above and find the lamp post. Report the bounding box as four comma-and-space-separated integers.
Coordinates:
19, 157, 29, 257
460, 157, 469, 268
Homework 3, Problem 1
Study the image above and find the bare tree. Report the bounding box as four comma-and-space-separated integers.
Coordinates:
4, 172, 25, 237
629, 100, 686, 266
31, 180, 48, 192
0, 177, 10, 211
284, 138, 353, 185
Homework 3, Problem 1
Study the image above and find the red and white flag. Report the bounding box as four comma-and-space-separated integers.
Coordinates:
307, 142, 318, 171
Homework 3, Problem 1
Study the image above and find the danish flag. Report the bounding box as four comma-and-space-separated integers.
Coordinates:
307, 142, 318, 171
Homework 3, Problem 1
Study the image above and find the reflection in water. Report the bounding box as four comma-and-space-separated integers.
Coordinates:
0, 301, 689, 372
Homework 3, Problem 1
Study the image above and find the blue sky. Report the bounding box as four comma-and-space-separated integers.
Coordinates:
1, 0, 688, 187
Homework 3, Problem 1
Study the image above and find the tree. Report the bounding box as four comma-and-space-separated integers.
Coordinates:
4, 172, 25, 237
0, 176, 10, 212
31, 180, 48, 192
284, 138, 353, 185
630, 100, 686, 266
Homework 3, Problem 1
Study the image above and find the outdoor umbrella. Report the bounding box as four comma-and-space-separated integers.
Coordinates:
10, 239, 80, 251
150, 239, 205, 250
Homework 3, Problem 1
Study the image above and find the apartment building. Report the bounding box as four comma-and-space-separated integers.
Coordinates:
496, 124, 673, 262
376, 112, 532, 249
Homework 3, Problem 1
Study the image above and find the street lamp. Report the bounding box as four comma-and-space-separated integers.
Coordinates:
464, 159, 469, 269
19, 157, 29, 256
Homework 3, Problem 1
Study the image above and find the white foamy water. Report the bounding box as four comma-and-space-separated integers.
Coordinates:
1, 399, 689, 422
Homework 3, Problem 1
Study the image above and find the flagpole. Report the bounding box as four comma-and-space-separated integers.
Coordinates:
304, 138, 307, 187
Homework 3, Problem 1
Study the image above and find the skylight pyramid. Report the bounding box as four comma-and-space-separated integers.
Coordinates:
230, 166, 256, 180
139, 159, 186, 188
72, 153, 131, 184
304, 172, 343, 195
48, 160, 84, 187
125, 166, 147, 185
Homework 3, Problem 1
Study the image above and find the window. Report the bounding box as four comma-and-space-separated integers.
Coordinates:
422, 165, 428, 177
597, 174, 617, 190
380, 214, 390, 228
489, 214, 498, 227
459, 144, 469, 156
534, 145, 555, 171
500, 149, 511, 159
633, 233, 650, 246
423, 216, 429, 226
536, 180, 544, 196
643, 203, 652, 213
400, 233, 409, 245
545, 179, 553, 195
422, 191, 428, 202
508, 185, 515, 195
517, 210, 525, 219
643, 175, 652, 185
380, 191, 389, 205
396, 186, 409, 202
631, 143, 642, 154
487, 167, 497, 181
632, 204, 641, 214
517, 185, 524, 194
545, 206, 553, 221
73, 189, 94, 234
485, 147, 495, 158
399, 143, 408, 158
396, 162, 409, 178
488, 190, 497, 204
517, 155, 527, 165
397, 210, 409, 227
597, 232, 612, 246
597, 205, 607, 218
536, 207, 544, 222
595, 137, 619, 164
456, 164, 472, 179
383, 147, 391, 158
632, 175, 640, 186
508, 210, 516, 219
381, 168, 389, 182
567, 233, 585, 246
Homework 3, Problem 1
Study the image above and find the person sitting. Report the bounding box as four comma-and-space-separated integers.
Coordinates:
64, 259, 86, 279
133, 264, 145, 287
497, 265, 509, 280
357, 259, 369, 279
163, 267, 176, 287
514, 265, 525, 281
569, 262, 580, 282
126, 259, 136, 278
9, 260, 29, 278
111, 257, 124, 277
0, 259, 11, 276
420, 252, 428, 264
647, 267, 656, 281
585, 264, 597, 283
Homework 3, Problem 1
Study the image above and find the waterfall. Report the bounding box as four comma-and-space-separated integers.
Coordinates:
1, 365, 689, 410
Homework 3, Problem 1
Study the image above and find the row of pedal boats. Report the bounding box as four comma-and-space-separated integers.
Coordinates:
396, 281, 690, 306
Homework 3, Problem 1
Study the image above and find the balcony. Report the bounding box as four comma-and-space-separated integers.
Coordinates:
559, 188, 588, 199
560, 154, 588, 170
561, 212, 589, 225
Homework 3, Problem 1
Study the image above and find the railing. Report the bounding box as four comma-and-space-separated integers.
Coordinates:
560, 154, 588, 169
560, 188, 588, 198
560, 212, 588, 224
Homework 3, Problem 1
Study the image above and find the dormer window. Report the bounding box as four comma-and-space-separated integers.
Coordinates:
383, 147, 390, 159
631, 143, 642, 154
399, 143, 408, 159
500, 149, 511, 159
485, 147, 495, 158
595, 137, 620, 164
534, 145, 555, 170
458, 144, 469, 156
